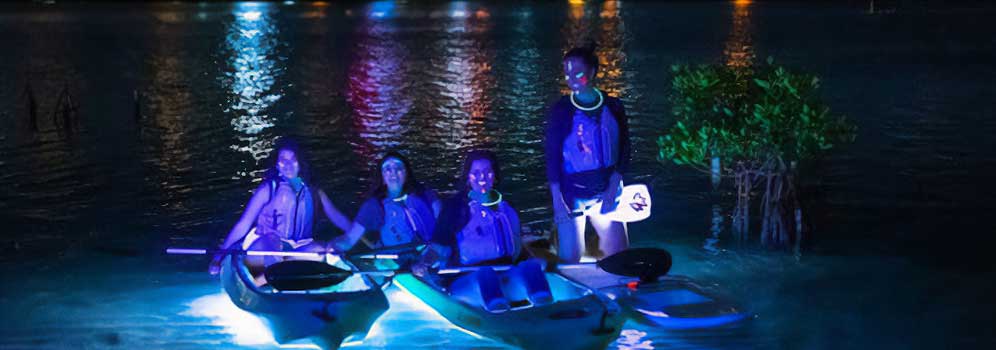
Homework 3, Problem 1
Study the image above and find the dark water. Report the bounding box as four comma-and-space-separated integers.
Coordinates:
1, 1, 995, 349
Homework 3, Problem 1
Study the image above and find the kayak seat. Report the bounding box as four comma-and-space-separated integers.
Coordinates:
529, 291, 554, 306
487, 298, 511, 313
509, 299, 531, 309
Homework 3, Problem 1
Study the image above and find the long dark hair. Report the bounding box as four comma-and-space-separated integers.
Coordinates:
367, 150, 427, 200
563, 43, 600, 75
459, 149, 502, 193
262, 137, 312, 186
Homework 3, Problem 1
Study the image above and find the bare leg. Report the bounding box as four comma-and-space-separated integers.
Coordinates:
589, 213, 628, 259
246, 234, 281, 285
557, 214, 587, 263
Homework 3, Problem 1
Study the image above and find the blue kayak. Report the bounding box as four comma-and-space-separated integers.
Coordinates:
393, 270, 626, 350
559, 264, 750, 330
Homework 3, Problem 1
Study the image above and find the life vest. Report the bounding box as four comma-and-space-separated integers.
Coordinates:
562, 105, 620, 174
257, 178, 314, 241
379, 193, 435, 246
457, 201, 518, 266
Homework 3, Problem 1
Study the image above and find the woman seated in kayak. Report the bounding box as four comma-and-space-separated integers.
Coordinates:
331, 151, 441, 254
209, 138, 352, 278
414, 150, 553, 313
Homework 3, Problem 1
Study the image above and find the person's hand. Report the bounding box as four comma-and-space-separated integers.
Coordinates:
208, 252, 224, 275
411, 262, 429, 277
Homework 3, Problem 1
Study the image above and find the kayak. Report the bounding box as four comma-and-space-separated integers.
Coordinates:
559, 264, 749, 330
220, 255, 389, 349
392, 271, 625, 350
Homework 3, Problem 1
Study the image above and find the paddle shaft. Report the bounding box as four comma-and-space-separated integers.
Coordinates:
165, 248, 398, 260
436, 262, 595, 275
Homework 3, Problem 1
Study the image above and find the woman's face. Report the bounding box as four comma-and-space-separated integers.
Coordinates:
563, 56, 596, 93
276, 149, 300, 179
381, 157, 407, 194
467, 158, 495, 194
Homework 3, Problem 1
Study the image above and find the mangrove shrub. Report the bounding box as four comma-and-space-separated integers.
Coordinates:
658, 59, 856, 252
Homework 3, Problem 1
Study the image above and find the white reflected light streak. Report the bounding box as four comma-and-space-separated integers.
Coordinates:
226, 2, 283, 177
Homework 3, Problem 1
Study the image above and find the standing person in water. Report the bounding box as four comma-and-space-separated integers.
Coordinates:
414, 150, 552, 312
209, 138, 353, 277
332, 151, 441, 253
546, 44, 631, 263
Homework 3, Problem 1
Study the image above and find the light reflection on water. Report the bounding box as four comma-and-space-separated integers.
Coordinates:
346, 12, 411, 167
724, 0, 754, 68
225, 2, 284, 178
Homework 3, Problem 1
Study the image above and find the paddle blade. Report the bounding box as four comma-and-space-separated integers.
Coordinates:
264, 260, 352, 291
597, 247, 672, 282
607, 184, 652, 223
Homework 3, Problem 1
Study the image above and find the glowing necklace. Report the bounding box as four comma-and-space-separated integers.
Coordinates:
468, 190, 503, 207
570, 88, 603, 111
391, 193, 408, 202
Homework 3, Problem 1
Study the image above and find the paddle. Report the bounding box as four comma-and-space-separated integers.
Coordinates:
570, 184, 652, 223
436, 247, 672, 283
165, 248, 402, 260
595, 247, 672, 283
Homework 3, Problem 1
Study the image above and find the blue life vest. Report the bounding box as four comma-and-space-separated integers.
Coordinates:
562, 106, 620, 174
380, 193, 435, 246
457, 201, 518, 266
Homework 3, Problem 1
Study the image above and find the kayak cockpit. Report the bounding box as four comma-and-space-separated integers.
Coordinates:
426, 271, 595, 313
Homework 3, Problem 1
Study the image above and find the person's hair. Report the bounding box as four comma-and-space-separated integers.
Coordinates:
459, 149, 502, 192
563, 43, 600, 75
368, 150, 426, 200
262, 137, 312, 185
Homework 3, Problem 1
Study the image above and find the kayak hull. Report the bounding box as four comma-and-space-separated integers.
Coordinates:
559, 265, 749, 330
393, 272, 625, 350
220, 255, 389, 349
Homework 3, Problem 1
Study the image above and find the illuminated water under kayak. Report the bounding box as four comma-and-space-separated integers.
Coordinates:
219, 255, 389, 350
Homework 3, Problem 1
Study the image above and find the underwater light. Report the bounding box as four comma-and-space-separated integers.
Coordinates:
185, 292, 326, 348
184, 292, 278, 346
367, 286, 487, 341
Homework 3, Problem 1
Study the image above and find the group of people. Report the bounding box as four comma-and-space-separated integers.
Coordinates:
208, 45, 631, 312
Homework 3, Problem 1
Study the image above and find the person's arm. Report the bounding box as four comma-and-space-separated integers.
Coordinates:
545, 99, 572, 221
220, 183, 269, 249
318, 189, 352, 233
414, 196, 460, 276
601, 97, 629, 214
209, 183, 269, 274
333, 223, 366, 252
426, 189, 442, 218
608, 96, 631, 176
506, 204, 523, 261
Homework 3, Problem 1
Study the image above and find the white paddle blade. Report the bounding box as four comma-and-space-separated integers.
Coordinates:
606, 184, 652, 222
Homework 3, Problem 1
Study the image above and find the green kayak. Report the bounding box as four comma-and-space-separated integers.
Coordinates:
220, 255, 389, 349
392, 271, 625, 350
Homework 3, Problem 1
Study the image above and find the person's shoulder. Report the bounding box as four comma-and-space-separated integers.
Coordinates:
251, 179, 275, 195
